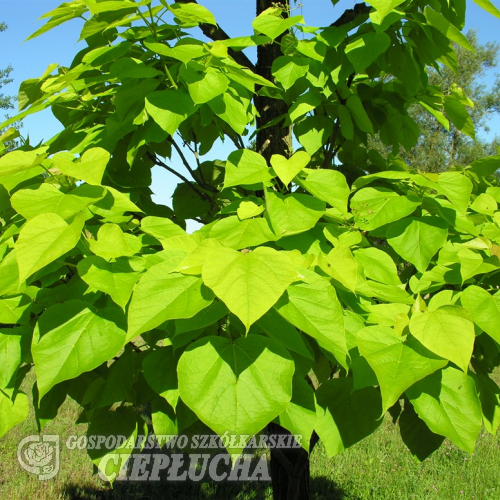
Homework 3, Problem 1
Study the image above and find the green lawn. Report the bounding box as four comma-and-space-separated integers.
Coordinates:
1, 371, 499, 500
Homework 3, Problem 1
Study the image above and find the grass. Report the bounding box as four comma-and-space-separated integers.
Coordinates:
1, 370, 499, 499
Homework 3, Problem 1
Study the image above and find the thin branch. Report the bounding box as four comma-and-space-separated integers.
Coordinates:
323, 119, 340, 168
168, 137, 198, 180
330, 3, 371, 28
169, 136, 216, 193
175, 0, 256, 70
147, 152, 212, 204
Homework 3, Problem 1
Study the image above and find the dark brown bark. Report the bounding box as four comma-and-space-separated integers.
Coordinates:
267, 423, 319, 500
330, 3, 370, 27
177, 0, 255, 70
254, 3, 307, 498
255, 0, 292, 163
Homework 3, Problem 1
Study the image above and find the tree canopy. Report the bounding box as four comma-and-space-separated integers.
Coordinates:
1, 1, 500, 497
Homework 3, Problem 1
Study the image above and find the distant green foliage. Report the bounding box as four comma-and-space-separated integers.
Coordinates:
372, 30, 500, 172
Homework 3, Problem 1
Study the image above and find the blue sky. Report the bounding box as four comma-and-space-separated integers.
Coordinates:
1, 0, 500, 214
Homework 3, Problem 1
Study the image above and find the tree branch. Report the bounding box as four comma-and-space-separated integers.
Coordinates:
147, 152, 213, 205
330, 2, 371, 27
176, 0, 256, 71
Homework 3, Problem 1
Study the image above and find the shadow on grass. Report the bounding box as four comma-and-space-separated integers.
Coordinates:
61, 447, 355, 500
62, 476, 353, 500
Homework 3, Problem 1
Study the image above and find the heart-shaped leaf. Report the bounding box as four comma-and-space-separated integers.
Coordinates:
202, 246, 298, 330
271, 151, 311, 187
178, 335, 294, 455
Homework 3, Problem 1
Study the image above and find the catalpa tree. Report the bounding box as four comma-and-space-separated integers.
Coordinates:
1, 0, 500, 498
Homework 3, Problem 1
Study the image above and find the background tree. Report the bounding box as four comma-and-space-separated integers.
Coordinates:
0, 23, 14, 112
371, 30, 500, 172
0, 23, 19, 152
1, 2, 500, 500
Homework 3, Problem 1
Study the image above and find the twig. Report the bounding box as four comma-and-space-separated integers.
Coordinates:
330, 3, 370, 27
147, 152, 212, 204
174, 0, 255, 70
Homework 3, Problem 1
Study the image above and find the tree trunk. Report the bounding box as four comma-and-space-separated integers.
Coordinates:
254, 2, 310, 497
255, 0, 292, 162
267, 422, 311, 500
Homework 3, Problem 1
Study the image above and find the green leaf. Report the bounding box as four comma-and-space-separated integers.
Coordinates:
145, 89, 196, 136
0, 391, 28, 438
202, 247, 297, 331
174, 299, 228, 335
151, 396, 178, 441
437, 172, 472, 214
474, 371, 500, 435
0, 294, 32, 325
89, 223, 142, 259
0, 150, 39, 178
178, 335, 294, 455
181, 65, 229, 104
85, 1, 136, 15
353, 247, 401, 286
278, 377, 316, 452
387, 217, 448, 272
357, 326, 447, 413
319, 245, 359, 292
409, 306, 475, 372
87, 406, 138, 483
444, 96, 475, 139
77, 256, 144, 309
0, 327, 29, 389
208, 91, 250, 135
143, 346, 179, 409
16, 213, 84, 283
11, 184, 105, 220
272, 56, 309, 90
224, 149, 273, 189
473, 0, 500, 19
110, 57, 161, 79
294, 115, 333, 155
346, 95, 374, 135
366, 0, 406, 20
172, 182, 211, 221
299, 169, 350, 213
169, 2, 216, 25
424, 7, 474, 51
399, 402, 445, 461
337, 104, 354, 140
350, 187, 421, 231
315, 378, 382, 457
289, 92, 321, 123
207, 216, 277, 249
32, 300, 126, 399
471, 193, 497, 215
237, 201, 265, 220
275, 268, 348, 369
265, 191, 325, 237
140, 216, 185, 240
406, 366, 482, 454
469, 155, 500, 176
257, 308, 314, 360
271, 151, 310, 187
53, 148, 110, 185
460, 285, 500, 344
176, 239, 223, 276
346, 32, 390, 72
128, 261, 214, 340
144, 42, 206, 64
252, 12, 304, 40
